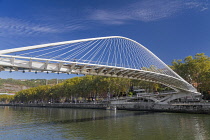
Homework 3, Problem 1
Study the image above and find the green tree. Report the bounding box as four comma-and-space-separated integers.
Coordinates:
171, 53, 210, 97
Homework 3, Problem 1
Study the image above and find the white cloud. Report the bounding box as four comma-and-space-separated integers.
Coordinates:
89, 0, 209, 24
90, 10, 133, 25
0, 0, 208, 37
0, 17, 83, 37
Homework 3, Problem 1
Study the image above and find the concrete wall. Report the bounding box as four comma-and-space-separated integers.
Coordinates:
1, 102, 210, 114
116, 102, 210, 114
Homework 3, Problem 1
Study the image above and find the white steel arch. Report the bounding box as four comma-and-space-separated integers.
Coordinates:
0, 36, 200, 103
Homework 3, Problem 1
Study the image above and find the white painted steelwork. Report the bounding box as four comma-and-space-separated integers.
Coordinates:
0, 36, 200, 103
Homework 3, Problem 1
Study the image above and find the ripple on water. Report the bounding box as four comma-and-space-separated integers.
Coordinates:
0, 106, 210, 140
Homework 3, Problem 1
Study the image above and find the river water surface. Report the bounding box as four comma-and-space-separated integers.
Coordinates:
0, 106, 210, 140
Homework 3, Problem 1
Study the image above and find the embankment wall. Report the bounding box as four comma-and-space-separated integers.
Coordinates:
1, 102, 210, 114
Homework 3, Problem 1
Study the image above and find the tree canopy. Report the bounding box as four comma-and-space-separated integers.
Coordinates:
171, 53, 210, 99
11, 75, 163, 103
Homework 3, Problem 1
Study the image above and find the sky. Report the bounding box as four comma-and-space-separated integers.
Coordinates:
0, 0, 209, 79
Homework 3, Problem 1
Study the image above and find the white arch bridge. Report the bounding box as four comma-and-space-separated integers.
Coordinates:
0, 36, 200, 104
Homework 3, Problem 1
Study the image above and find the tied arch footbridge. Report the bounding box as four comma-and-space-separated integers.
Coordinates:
0, 36, 200, 104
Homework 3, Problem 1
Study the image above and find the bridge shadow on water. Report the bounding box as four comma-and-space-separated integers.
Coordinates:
0, 111, 156, 131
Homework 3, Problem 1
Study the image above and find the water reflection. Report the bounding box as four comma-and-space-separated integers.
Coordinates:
0, 106, 210, 140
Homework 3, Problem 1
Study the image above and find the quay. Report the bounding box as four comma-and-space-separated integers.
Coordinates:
1, 102, 210, 114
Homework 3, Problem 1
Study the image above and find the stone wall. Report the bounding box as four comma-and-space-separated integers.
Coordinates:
1, 102, 210, 114
116, 102, 210, 114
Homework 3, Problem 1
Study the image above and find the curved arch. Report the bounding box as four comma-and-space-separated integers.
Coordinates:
0, 36, 200, 103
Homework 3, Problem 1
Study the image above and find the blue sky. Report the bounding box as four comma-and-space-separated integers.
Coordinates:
0, 0, 209, 79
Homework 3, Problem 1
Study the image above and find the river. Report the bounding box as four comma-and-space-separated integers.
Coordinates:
0, 106, 210, 140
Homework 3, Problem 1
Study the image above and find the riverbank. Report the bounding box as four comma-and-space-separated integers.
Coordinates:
1, 102, 210, 114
